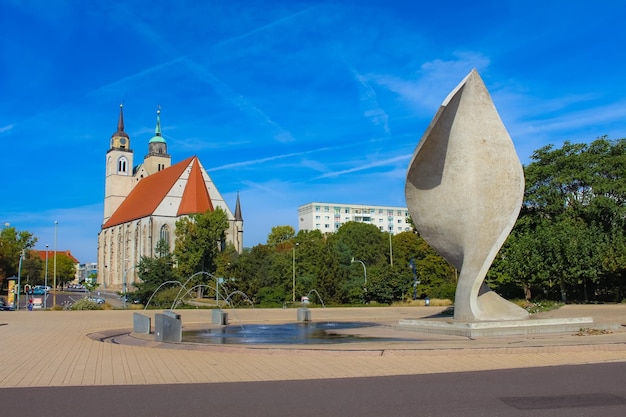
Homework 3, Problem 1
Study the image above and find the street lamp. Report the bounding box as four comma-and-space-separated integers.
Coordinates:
44, 244, 49, 309
292, 243, 299, 303
122, 265, 137, 308
389, 232, 394, 267
16, 250, 24, 310
351, 257, 367, 289
53, 221, 58, 307
409, 257, 419, 300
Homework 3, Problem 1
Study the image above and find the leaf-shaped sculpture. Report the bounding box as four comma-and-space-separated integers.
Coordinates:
405, 69, 529, 321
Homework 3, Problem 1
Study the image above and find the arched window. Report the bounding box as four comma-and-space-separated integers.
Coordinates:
160, 224, 170, 246
117, 157, 128, 174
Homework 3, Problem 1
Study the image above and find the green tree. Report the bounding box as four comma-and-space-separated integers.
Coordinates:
229, 243, 284, 305
389, 231, 456, 301
84, 272, 100, 292
332, 222, 387, 266
267, 225, 295, 246
492, 137, 626, 302
134, 238, 177, 306
21, 254, 43, 287
174, 208, 229, 280
54, 253, 77, 288
0, 226, 37, 287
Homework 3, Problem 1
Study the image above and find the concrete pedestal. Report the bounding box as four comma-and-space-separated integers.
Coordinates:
133, 312, 151, 334
212, 309, 228, 325
155, 311, 182, 342
398, 316, 603, 337
297, 308, 311, 322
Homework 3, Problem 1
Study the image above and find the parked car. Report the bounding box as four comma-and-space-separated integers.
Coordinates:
87, 296, 105, 304
0, 297, 15, 311
69, 284, 87, 292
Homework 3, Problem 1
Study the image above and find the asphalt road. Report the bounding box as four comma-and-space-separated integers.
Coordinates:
1, 362, 625, 417
11, 289, 120, 310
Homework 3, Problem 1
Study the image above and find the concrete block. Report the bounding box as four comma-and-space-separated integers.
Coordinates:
133, 312, 151, 334
297, 308, 311, 322
154, 311, 182, 342
212, 309, 228, 325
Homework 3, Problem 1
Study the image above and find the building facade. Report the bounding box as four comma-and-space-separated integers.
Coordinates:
77, 263, 98, 283
33, 250, 80, 282
97, 105, 243, 290
298, 202, 411, 235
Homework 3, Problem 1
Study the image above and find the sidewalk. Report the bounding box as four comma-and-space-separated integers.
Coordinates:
1, 304, 625, 388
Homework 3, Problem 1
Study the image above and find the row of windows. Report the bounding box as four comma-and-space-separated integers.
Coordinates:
314, 215, 406, 224
117, 157, 168, 174
313, 205, 408, 217
314, 223, 410, 232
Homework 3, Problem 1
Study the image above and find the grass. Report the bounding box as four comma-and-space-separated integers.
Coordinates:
514, 299, 564, 314
392, 298, 453, 307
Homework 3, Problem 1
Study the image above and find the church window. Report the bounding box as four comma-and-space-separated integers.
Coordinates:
117, 157, 128, 174
160, 225, 170, 247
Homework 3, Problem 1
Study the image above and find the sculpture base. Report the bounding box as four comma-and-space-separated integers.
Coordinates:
397, 316, 609, 338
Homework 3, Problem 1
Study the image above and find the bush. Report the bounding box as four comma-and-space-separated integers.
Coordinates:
256, 286, 286, 306
71, 298, 104, 310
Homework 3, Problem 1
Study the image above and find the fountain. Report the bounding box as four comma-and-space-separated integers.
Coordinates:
182, 321, 384, 345
305, 289, 325, 308
131, 276, 417, 346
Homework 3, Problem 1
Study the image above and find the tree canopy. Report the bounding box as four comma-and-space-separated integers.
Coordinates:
489, 137, 626, 302
0, 226, 37, 288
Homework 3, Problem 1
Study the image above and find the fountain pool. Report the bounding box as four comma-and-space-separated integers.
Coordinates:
182, 321, 401, 345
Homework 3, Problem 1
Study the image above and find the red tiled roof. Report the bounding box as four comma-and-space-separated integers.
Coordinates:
32, 250, 80, 264
103, 156, 214, 229
178, 159, 214, 216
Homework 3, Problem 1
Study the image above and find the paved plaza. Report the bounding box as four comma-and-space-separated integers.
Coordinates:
1, 304, 625, 388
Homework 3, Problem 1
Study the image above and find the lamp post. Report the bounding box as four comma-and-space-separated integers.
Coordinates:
53, 221, 58, 307
409, 257, 419, 300
16, 250, 24, 310
292, 243, 299, 303
351, 257, 367, 291
389, 232, 393, 267
122, 265, 137, 308
44, 244, 49, 309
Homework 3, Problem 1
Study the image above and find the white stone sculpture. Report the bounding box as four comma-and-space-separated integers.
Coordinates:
405, 69, 529, 321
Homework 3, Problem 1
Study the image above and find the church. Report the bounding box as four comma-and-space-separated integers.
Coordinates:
97, 105, 243, 290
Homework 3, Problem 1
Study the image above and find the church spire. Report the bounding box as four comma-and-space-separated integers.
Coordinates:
235, 191, 243, 221
145, 106, 170, 171
111, 103, 129, 140
110, 103, 130, 150
154, 107, 162, 137
149, 106, 166, 144
117, 103, 125, 133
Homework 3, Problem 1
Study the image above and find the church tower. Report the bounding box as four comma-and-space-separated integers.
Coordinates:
103, 104, 134, 225
142, 108, 171, 175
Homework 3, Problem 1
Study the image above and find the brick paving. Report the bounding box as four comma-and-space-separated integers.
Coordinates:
1, 305, 625, 388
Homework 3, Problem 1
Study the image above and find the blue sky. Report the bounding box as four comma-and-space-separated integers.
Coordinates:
2, 0, 626, 264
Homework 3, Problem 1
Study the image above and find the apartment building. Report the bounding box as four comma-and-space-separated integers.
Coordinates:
298, 202, 411, 235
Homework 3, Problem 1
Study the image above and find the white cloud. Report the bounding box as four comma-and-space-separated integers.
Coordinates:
315, 154, 411, 179
353, 71, 390, 135
372, 51, 491, 111
0, 124, 14, 133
